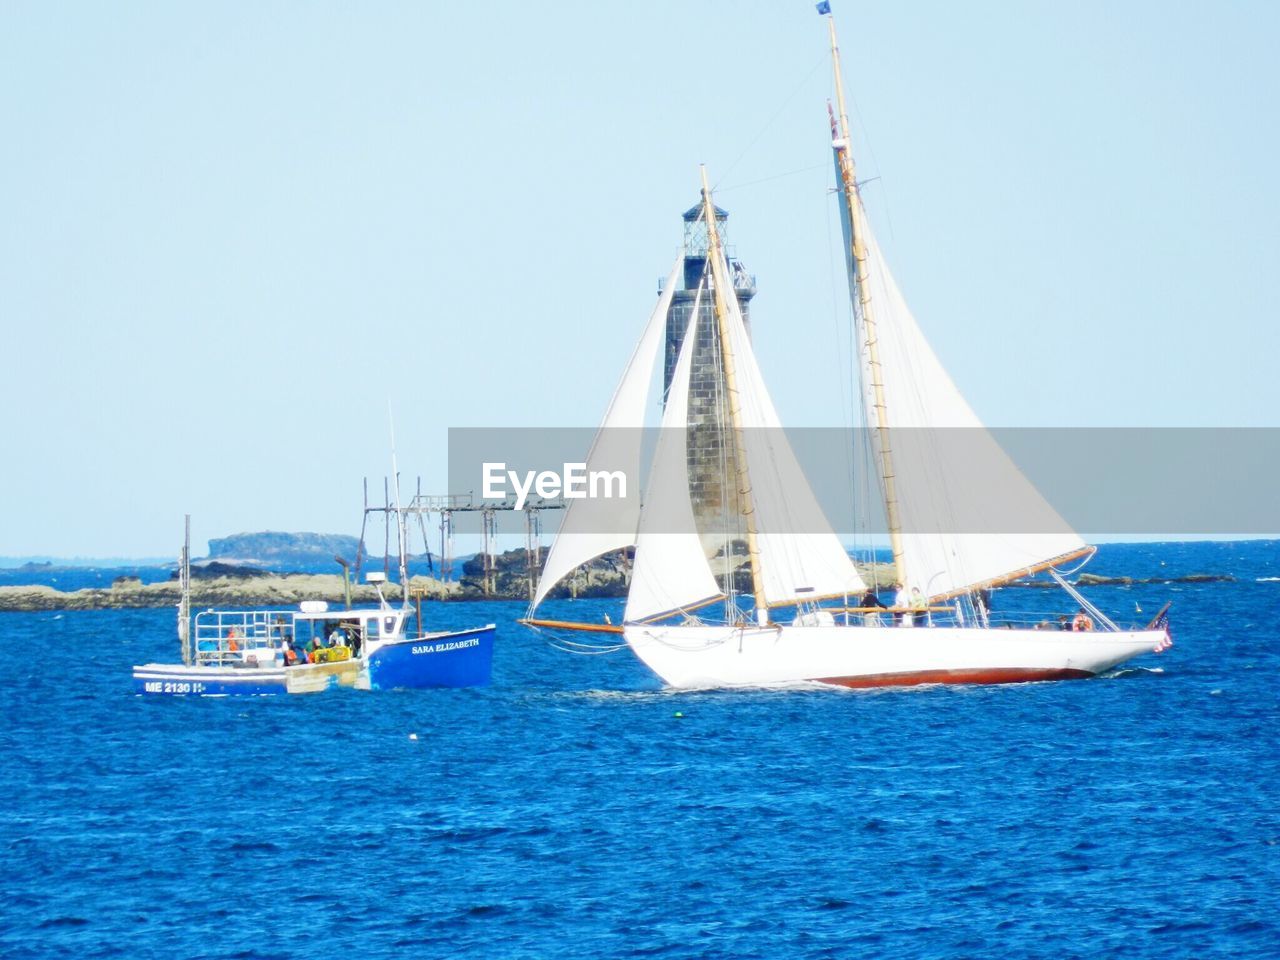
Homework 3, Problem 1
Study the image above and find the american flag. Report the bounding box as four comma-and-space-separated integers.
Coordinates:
1153, 611, 1173, 652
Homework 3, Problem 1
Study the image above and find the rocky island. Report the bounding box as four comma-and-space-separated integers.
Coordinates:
202, 531, 363, 568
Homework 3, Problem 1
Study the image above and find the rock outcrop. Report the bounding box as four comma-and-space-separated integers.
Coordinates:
1073, 572, 1235, 586
461, 548, 631, 600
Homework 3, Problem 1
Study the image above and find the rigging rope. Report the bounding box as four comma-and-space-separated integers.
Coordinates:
523, 623, 628, 656
714, 52, 828, 192
718, 163, 831, 194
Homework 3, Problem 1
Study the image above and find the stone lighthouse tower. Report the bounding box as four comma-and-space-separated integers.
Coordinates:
663, 201, 758, 560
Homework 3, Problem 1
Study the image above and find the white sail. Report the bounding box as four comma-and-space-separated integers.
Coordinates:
854, 219, 1086, 598
531, 256, 682, 610
626, 290, 724, 622
709, 247, 866, 606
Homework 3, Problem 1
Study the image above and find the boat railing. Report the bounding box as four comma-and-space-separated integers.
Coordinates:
193, 609, 296, 666
829, 607, 1138, 633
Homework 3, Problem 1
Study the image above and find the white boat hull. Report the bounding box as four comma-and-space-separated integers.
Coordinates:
622, 623, 1165, 689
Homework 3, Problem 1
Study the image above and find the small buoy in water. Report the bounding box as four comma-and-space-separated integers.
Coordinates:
409, 733, 419, 740
673, 711, 684, 719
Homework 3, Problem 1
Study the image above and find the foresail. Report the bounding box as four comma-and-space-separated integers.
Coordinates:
531, 256, 682, 611
854, 220, 1086, 598
626, 287, 724, 622
715, 250, 866, 606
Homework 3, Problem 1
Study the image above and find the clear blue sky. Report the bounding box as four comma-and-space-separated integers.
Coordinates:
3, 1, 1277, 557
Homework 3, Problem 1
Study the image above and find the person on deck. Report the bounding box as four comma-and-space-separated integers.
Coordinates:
909, 587, 928, 626
859, 589, 887, 627
892, 583, 908, 626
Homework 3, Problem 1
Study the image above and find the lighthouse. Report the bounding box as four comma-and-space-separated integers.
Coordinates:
662, 201, 758, 568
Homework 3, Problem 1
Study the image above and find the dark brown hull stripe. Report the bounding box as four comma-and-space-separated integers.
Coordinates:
817, 667, 1095, 689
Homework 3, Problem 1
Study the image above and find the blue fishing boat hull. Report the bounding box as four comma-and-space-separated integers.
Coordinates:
364, 624, 496, 690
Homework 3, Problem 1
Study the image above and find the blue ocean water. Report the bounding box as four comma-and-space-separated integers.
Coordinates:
2, 541, 1277, 959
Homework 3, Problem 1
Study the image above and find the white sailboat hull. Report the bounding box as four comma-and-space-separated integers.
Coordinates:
622, 623, 1165, 689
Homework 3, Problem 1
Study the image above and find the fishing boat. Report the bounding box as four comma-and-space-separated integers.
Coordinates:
521, 8, 1171, 689
133, 517, 494, 696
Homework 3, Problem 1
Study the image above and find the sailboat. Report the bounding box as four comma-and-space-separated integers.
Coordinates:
520, 10, 1170, 689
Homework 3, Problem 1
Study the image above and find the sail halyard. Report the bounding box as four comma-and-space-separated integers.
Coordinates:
699, 166, 770, 624
827, 15, 907, 589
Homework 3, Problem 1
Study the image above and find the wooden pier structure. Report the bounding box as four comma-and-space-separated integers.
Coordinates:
356, 477, 565, 599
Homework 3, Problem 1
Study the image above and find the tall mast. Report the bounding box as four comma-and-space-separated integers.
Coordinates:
826, 12, 907, 586
699, 165, 769, 624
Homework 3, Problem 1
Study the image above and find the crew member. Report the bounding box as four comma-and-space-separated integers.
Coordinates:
859, 589, 887, 627
909, 587, 928, 626
893, 583, 909, 626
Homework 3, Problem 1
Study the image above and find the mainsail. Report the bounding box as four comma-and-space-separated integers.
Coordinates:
844, 208, 1087, 599
530, 256, 682, 610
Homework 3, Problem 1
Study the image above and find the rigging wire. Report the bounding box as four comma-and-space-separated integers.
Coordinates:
824, 183, 865, 583
841, 79, 898, 250
523, 623, 628, 656
717, 163, 831, 194
839, 189, 888, 590
711, 300, 737, 612
713, 51, 829, 193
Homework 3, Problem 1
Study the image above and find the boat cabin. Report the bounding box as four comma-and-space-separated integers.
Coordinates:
192, 601, 408, 667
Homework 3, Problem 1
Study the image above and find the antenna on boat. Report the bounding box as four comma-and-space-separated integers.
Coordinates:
388, 402, 410, 604
179, 514, 192, 666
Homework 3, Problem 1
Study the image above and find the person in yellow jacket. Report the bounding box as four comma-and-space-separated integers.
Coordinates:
909, 587, 928, 626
